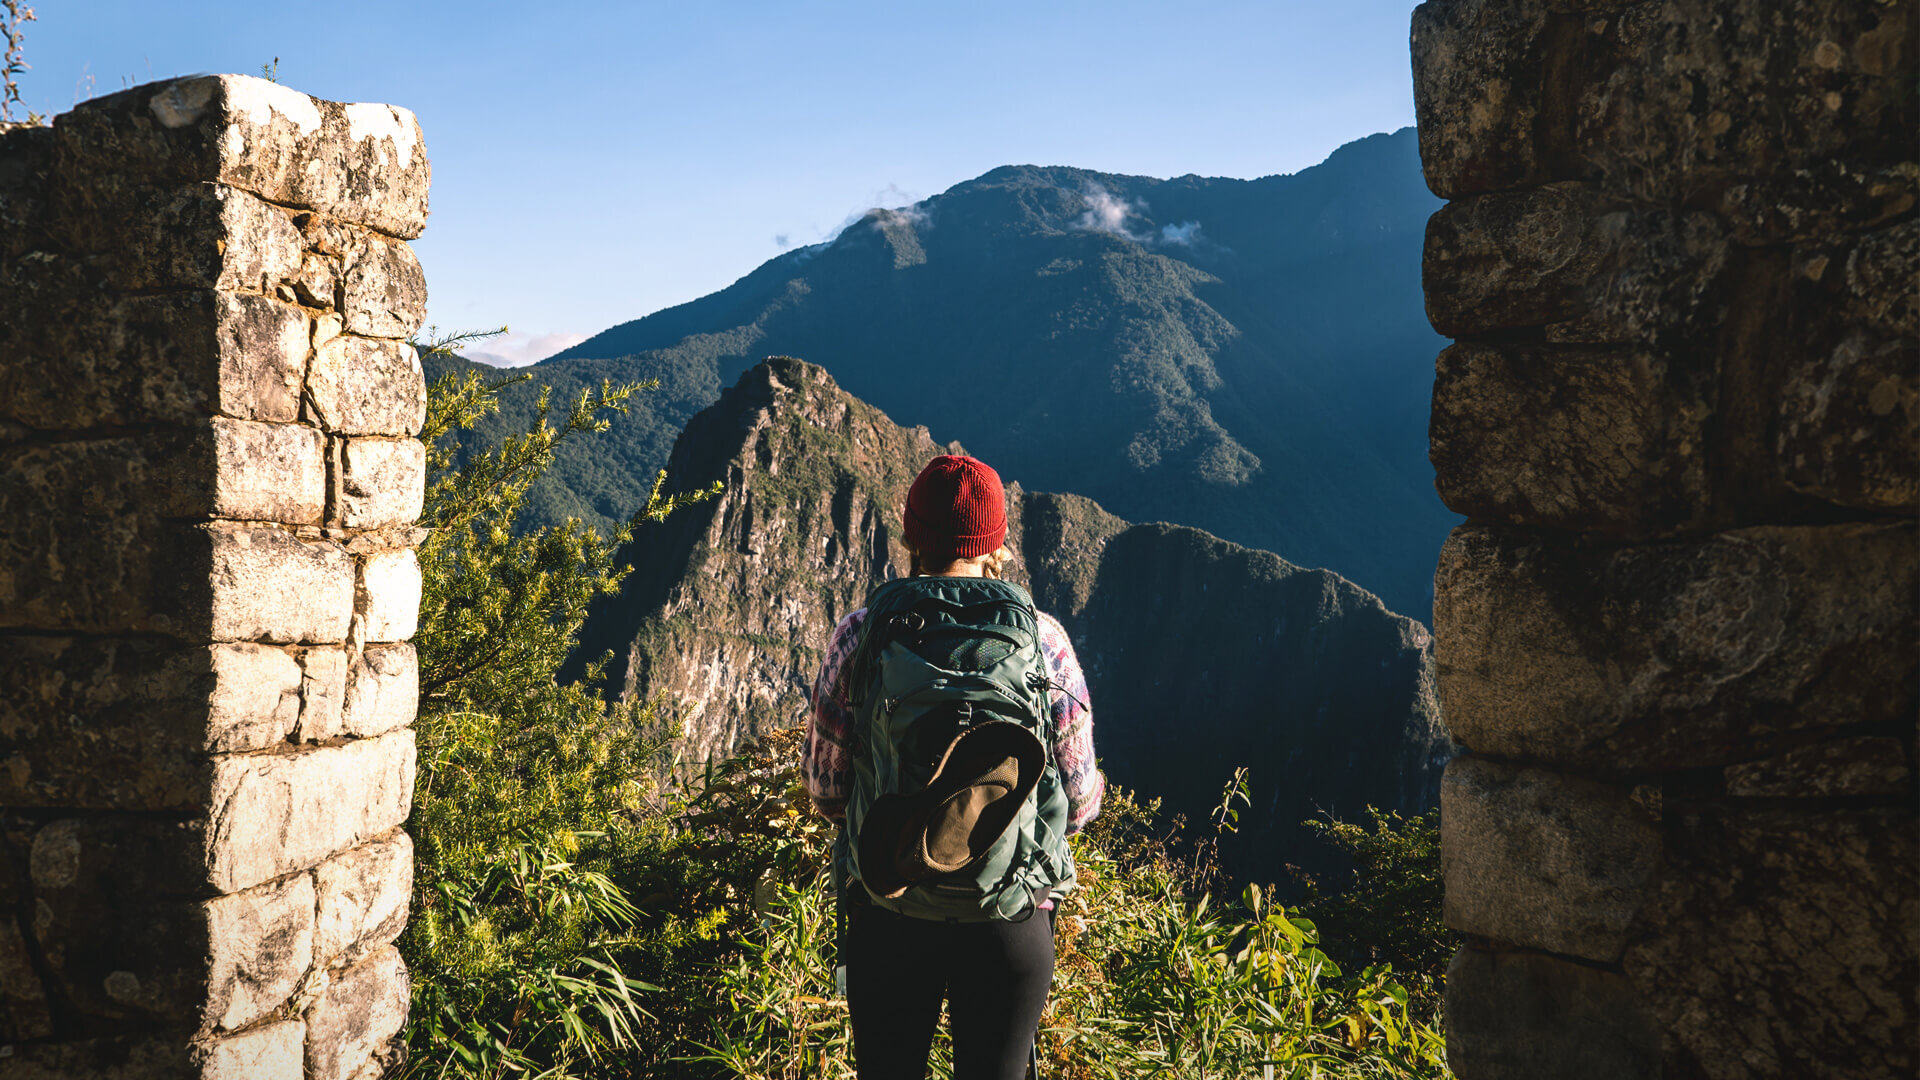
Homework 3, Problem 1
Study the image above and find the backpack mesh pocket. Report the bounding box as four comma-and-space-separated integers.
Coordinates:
911, 630, 1016, 672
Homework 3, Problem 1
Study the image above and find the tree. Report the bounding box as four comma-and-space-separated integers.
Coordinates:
400, 328, 717, 1077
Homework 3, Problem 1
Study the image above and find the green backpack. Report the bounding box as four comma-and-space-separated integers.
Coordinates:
838, 575, 1076, 921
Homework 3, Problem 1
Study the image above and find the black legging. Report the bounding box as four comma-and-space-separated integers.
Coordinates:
845, 902, 1055, 1080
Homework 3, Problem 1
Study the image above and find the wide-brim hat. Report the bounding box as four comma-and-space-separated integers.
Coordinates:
858, 721, 1045, 899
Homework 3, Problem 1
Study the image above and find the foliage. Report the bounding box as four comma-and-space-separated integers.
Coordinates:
1292, 809, 1452, 1010
400, 340, 1447, 1077
400, 328, 718, 1078
683, 782, 1450, 1080
2, 1, 38, 125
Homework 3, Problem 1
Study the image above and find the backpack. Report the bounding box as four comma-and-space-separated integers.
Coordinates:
837, 575, 1076, 921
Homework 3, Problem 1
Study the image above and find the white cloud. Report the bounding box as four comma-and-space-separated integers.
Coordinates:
463, 329, 590, 368
1074, 183, 1146, 241
774, 183, 931, 252
873, 204, 930, 230
1159, 221, 1203, 245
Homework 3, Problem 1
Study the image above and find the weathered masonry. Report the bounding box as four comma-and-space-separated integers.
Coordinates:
0, 76, 428, 1077
1413, 1, 1916, 1078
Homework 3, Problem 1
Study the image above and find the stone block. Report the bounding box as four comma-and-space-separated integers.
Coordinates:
1441, 757, 1661, 963
304, 945, 409, 1080
357, 548, 421, 643
211, 294, 312, 423
1410, 0, 1556, 198
1778, 220, 1919, 513
1, 123, 54, 262
0, 1026, 304, 1080
1580, 0, 1917, 241
1624, 808, 1918, 1080
1423, 185, 1613, 337
205, 417, 326, 524
291, 250, 340, 308
0, 639, 319, 809
25, 816, 213, 900
1424, 185, 1732, 346
1430, 343, 1710, 532
1542, 208, 1729, 348
1434, 522, 1917, 769
203, 873, 313, 1032
0, 436, 170, 631
0, 289, 308, 431
2, 1037, 198, 1080
28, 819, 212, 1025
206, 728, 415, 893
0, 426, 331, 632
338, 228, 427, 339
341, 642, 418, 737
73, 182, 304, 293
0, 637, 216, 807
205, 643, 303, 752
53, 75, 429, 239
313, 831, 413, 971
1444, 944, 1660, 1080
200, 1021, 306, 1080
0, 914, 53, 1040
337, 436, 425, 529
1725, 736, 1911, 798
295, 646, 349, 743
308, 334, 426, 436
201, 524, 354, 643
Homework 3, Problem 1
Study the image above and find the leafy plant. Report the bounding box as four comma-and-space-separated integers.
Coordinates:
685, 781, 1448, 1080
400, 330, 718, 1078
2, 0, 39, 124
1291, 808, 1451, 1010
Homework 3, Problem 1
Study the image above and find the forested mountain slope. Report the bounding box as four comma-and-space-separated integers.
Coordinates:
430, 128, 1456, 621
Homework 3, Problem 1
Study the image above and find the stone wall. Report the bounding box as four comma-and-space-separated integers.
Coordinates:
1412, 2, 1916, 1077
0, 76, 428, 1078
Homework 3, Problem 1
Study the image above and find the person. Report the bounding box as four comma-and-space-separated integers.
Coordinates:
803, 454, 1104, 1080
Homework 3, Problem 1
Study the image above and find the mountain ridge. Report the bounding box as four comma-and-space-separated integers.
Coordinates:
434, 127, 1456, 620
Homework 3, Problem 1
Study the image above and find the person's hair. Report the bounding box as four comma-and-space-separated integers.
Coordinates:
907, 542, 1012, 579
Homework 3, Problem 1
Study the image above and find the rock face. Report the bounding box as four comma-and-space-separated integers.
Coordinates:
1413, 2, 1917, 1077
575, 357, 1449, 878
0, 76, 426, 1076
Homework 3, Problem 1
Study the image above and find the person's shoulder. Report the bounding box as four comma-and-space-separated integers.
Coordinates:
1033, 609, 1072, 646
829, 607, 868, 645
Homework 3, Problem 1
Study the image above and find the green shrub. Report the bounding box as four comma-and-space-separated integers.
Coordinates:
400, 345, 716, 1078
1292, 808, 1452, 1010
680, 780, 1448, 1080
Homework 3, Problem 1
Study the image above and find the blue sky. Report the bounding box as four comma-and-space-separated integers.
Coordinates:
20, 2, 1422, 363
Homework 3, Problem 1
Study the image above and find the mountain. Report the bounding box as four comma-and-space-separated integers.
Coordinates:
430, 128, 1457, 622
573, 358, 1450, 879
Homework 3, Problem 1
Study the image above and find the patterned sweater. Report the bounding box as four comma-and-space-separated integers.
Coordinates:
803, 606, 1104, 834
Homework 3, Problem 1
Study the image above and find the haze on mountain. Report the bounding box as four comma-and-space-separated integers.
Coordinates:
431, 127, 1457, 621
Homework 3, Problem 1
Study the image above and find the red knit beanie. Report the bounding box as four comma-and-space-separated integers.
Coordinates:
903, 455, 1007, 560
